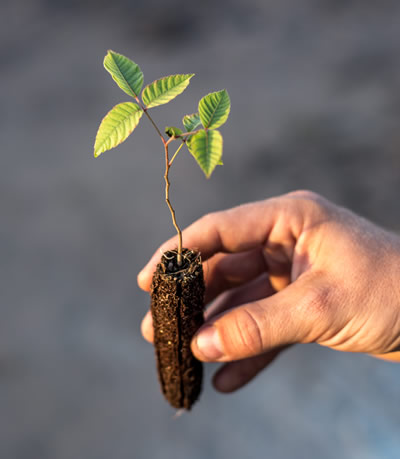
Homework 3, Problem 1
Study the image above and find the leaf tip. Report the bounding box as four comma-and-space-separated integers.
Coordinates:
93, 149, 100, 158
104, 49, 113, 59
103, 50, 113, 68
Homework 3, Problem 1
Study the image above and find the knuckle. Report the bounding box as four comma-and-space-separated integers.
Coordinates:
198, 210, 221, 231
285, 190, 332, 225
223, 306, 264, 357
291, 279, 335, 344
200, 211, 215, 224
286, 190, 327, 213
298, 280, 333, 323
199, 210, 223, 244
286, 189, 322, 202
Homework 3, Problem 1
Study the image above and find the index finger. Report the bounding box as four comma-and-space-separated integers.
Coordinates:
137, 196, 302, 291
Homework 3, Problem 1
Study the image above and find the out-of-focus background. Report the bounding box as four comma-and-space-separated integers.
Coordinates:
2, 1, 400, 458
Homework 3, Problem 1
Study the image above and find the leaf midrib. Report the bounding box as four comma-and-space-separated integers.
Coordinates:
145, 75, 192, 107
96, 104, 140, 151
204, 93, 224, 129
205, 130, 210, 175
111, 54, 140, 98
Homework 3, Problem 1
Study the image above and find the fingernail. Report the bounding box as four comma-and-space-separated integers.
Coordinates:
195, 325, 224, 360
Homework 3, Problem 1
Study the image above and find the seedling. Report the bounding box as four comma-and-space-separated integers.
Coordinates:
94, 50, 230, 409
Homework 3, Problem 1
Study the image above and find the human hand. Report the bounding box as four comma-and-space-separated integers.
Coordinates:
138, 191, 400, 393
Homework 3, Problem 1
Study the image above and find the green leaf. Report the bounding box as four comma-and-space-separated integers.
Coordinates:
198, 89, 231, 130
103, 50, 144, 99
165, 126, 183, 138
142, 74, 194, 108
94, 102, 143, 157
182, 112, 201, 132
187, 129, 223, 178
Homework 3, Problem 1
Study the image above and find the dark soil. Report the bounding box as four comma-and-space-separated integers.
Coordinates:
150, 249, 205, 410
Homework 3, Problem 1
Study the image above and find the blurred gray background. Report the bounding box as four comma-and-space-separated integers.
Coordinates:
2, 0, 400, 458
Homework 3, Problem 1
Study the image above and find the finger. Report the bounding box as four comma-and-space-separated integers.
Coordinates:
205, 272, 275, 321
141, 272, 275, 345
371, 351, 400, 362
192, 273, 333, 362
212, 347, 288, 393
141, 310, 153, 343
137, 197, 302, 291
203, 249, 268, 304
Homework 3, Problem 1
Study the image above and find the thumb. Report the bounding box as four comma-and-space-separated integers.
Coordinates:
192, 274, 332, 362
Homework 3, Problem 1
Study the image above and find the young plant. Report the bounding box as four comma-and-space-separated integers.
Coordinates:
94, 50, 230, 410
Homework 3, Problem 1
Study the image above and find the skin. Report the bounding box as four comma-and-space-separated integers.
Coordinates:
138, 191, 400, 393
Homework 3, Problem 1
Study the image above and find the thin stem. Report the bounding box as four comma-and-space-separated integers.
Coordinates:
135, 97, 165, 143
177, 129, 201, 138
136, 98, 183, 265
169, 142, 185, 166
144, 109, 165, 142
164, 141, 183, 266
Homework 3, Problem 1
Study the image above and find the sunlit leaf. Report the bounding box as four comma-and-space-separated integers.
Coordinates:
142, 74, 194, 108
94, 102, 143, 157
187, 129, 223, 178
103, 50, 144, 98
182, 112, 201, 132
198, 89, 230, 130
